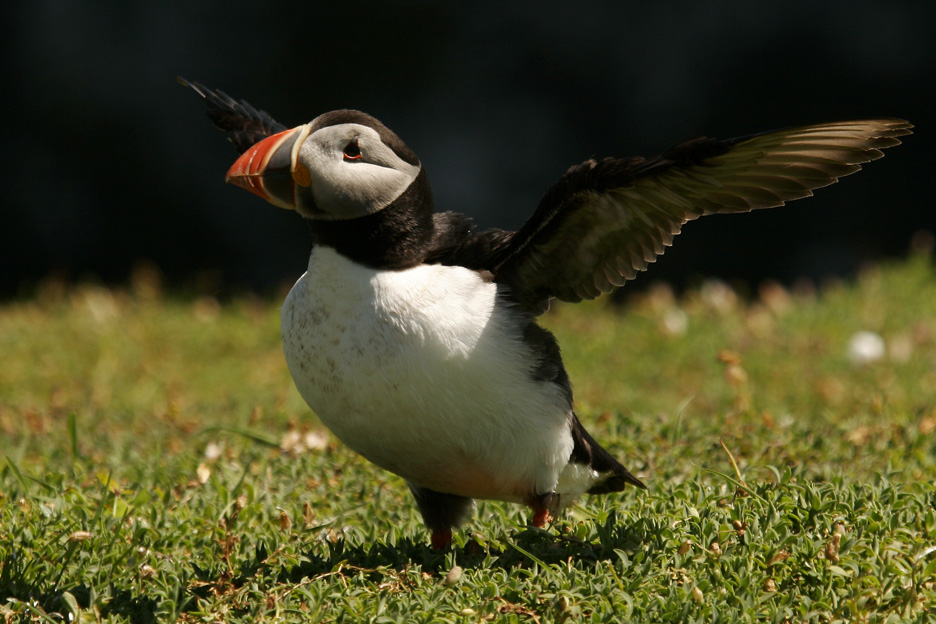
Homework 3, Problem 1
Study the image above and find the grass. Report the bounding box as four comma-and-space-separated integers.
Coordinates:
1, 253, 934, 623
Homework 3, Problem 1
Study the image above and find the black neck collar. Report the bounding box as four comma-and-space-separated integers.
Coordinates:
308, 169, 435, 270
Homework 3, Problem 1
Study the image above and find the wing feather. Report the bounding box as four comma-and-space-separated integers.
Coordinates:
179, 77, 288, 154
493, 119, 912, 312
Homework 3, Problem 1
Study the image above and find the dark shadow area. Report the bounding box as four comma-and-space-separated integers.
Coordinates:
0, 578, 160, 624
224, 512, 666, 585
3, 2, 932, 299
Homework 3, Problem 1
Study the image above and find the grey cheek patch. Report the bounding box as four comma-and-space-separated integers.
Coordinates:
298, 124, 423, 220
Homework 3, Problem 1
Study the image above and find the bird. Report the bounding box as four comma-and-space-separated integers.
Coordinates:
181, 78, 911, 549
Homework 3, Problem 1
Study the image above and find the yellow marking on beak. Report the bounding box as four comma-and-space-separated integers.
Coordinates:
290, 124, 313, 187
292, 162, 311, 187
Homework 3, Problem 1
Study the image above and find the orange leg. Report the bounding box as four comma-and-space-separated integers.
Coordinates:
431, 529, 453, 550
531, 507, 554, 528
528, 492, 558, 527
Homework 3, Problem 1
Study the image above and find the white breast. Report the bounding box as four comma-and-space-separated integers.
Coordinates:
281, 246, 574, 502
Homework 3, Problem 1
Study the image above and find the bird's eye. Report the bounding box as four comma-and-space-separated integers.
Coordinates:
343, 140, 362, 161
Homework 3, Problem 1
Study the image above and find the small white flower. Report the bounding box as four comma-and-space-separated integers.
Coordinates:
196, 463, 211, 484
700, 279, 737, 314
204, 441, 223, 461
848, 331, 885, 365
661, 309, 688, 336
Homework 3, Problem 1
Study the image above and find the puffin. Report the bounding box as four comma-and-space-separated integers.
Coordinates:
181, 78, 910, 549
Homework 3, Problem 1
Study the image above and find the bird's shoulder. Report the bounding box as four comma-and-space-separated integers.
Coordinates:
424, 212, 515, 272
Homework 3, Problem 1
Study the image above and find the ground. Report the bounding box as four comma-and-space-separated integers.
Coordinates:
1, 253, 934, 622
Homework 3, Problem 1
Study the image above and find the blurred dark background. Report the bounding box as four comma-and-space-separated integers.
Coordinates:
4, 2, 933, 299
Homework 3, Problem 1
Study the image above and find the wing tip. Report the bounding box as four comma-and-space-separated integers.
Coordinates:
177, 76, 211, 100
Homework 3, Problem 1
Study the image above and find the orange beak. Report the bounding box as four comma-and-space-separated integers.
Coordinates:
226, 127, 308, 210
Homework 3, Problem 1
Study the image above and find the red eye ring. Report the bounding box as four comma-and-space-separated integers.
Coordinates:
343, 139, 362, 161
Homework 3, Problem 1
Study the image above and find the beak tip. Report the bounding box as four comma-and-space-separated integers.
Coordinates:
225, 172, 265, 199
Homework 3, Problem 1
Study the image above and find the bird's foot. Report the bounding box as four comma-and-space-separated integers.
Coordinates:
431, 529, 453, 550
531, 508, 554, 528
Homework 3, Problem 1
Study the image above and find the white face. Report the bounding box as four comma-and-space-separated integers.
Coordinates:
294, 123, 422, 220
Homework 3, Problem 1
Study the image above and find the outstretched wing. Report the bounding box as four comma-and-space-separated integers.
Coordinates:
491, 119, 912, 313
179, 77, 287, 153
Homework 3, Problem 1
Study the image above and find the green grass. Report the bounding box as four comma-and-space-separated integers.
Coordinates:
1, 254, 935, 623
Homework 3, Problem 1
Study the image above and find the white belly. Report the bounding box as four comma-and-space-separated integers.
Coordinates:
281, 246, 574, 501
